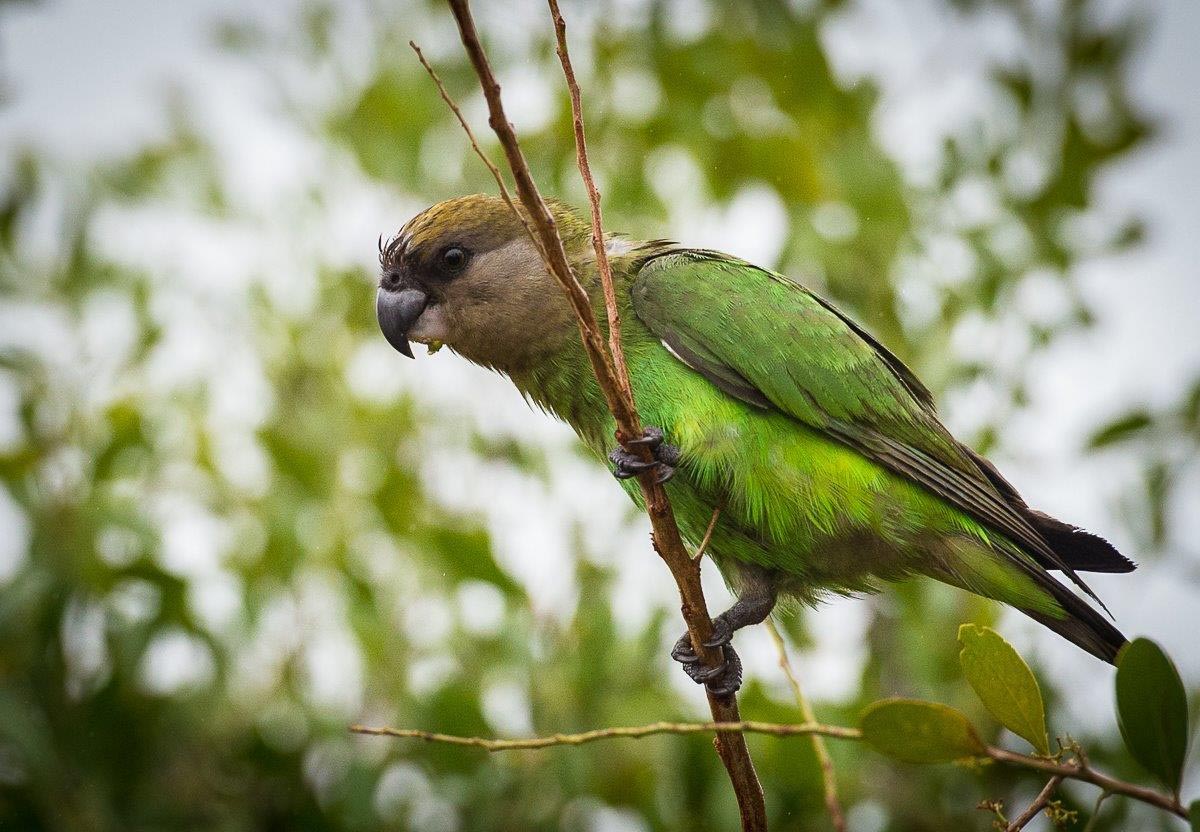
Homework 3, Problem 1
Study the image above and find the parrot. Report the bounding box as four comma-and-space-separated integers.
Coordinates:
375, 193, 1135, 696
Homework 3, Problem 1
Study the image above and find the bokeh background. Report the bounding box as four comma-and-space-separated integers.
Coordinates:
1, 0, 1198, 829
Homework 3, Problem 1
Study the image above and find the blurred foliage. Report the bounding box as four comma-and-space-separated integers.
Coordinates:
0, 0, 1192, 830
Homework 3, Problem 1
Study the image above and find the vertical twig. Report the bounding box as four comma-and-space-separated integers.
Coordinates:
546, 0, 633, 400
767, 620, 846, 832
443, 1, 767, 828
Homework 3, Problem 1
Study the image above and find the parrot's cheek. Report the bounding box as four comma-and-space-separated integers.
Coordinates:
407, 304, 449, 345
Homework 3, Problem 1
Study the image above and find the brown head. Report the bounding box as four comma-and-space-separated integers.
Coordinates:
376, 194, 588, 372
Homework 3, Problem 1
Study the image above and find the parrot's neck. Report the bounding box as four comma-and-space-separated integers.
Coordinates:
510, 334, 614, 453
506, 237, 676, 455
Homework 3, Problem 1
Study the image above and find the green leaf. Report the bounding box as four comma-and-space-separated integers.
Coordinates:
958, 624, 1049, 754
1115, 638, 1189, 794
1087, 410, 1152, 449
1189, 799, 1200, 832
860, 699, 986, 763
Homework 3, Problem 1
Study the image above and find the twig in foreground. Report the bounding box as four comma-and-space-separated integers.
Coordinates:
351, 720, 863, 751
986, 746, 1186, 820
353, 717, 1190, 822
766, 621, 846, 832
1081, 791, 1112, 832
1005, 775, 1063, 831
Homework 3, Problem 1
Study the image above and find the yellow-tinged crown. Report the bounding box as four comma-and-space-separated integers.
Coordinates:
383, 193, 591, 270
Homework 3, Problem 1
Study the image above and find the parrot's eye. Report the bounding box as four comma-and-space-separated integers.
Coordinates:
441, 247, 468, 273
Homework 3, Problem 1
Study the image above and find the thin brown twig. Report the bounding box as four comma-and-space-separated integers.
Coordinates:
546, 0, 633, 399
1082, 791, 1112, 832
441, 1, 766, 828
352, 717, 1189, 822
1005, 775, 1063, 831
766, 621, 846, 832
351, 720, 862, 750
986, 746, 1187, 820
407, 41, 534, 248
693, 505, 722, 561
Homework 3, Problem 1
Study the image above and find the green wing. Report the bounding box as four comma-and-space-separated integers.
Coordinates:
631, 250, 1101, 602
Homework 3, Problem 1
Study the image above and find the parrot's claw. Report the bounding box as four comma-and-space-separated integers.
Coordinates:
608, 426, 680, 484
671, 632, 698, 663
702, 616, 734, 649
624, 425, 666, 448
671, 632, 744, 697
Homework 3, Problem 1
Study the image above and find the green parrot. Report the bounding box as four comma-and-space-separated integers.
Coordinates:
376, 194, 1134, 696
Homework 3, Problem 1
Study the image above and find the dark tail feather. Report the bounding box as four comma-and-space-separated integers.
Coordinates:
962, 447, 1137, 575
1021, 574, 1128, 664
1027, 511, 1137, 574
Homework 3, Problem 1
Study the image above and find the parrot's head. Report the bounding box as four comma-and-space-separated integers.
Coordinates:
376, 193, 585, 371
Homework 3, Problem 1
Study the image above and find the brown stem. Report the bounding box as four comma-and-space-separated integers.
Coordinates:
693, 505, 722, 561
546, 0, 633, 401
1004, 775, 1063, 831
1081, 791, 1112, 832
352, 718, 1190, 823
986, 746, 1187, 820
407, 42, 524, 232
351, 720, 861, 751
442, 1, 766, 828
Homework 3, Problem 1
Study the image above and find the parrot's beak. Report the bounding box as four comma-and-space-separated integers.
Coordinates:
376, 285, 429, 359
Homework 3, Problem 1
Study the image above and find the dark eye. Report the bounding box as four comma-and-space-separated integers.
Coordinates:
441, 247, 468, 272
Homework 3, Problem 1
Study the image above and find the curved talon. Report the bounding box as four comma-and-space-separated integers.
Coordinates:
624, 426, 664, 448
691, 659, 729, 683
608, 426, 680, 484
671, 634, 697, 663
609, 450, 657, 478
669, 630, 744, 696
706, 665, 743, 698
703, 617, 733, 649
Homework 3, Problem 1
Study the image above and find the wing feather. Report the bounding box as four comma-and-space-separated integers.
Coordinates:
631, 251, 1105, 608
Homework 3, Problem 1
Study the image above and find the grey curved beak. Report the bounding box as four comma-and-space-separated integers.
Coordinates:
376, 287, 428, 359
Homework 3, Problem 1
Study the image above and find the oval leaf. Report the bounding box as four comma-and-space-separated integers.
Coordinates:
1087, 410, 1153, 449
860, 698, 985, 763
958, 624, 1049, 755
1115, 638, 1189, 794
1190, 799, 1199, 832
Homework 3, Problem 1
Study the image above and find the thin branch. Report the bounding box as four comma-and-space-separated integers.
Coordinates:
986, 746, 1187, 820
766, 621, 846, 832
1082, 791, 1112, 832
693, 505, 722, 561
353, 717, 1189, 822
547, 0, 633, 400
407, 41, 533, 246
1005, 775, 1063, 831
441, 1, 766, 828
351, 720, 862, 751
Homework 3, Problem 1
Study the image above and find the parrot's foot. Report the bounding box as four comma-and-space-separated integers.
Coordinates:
608, 426, 680, 484
671, 633, 743, 698
668, 568, 779, 697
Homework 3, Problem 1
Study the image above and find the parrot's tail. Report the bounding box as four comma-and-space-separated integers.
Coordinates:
1018, 573, 1128, 664
962, 446, 1137, 575
933, 536, 1128, 665
1026, 511, 1138, 574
